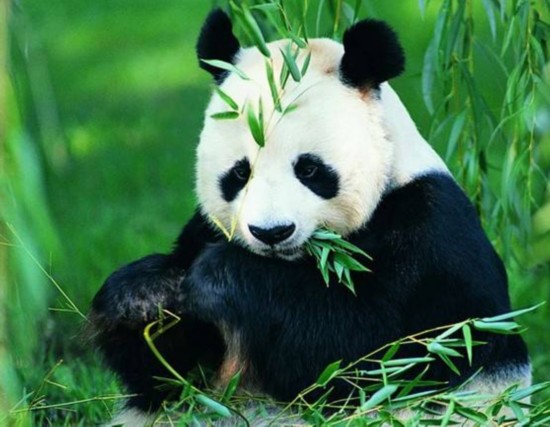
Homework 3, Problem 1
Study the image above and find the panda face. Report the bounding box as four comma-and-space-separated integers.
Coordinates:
196, 40, 393, 258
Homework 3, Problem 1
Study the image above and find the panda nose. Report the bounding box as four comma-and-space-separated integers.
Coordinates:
248, 224, 296, 245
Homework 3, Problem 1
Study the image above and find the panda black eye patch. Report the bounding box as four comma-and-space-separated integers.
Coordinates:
294, 153, 339, 199
220, 158, 251, 202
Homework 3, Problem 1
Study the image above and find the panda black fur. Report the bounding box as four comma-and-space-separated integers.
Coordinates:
90, 9, 530, 425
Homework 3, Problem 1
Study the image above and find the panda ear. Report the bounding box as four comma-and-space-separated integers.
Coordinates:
196, 9, 241, 84
339, 19, 405, 90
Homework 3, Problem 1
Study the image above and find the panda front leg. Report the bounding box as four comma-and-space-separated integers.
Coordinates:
89, 211, 225, 422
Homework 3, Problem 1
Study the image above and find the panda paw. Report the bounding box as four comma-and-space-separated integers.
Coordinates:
90, 254, 184, 328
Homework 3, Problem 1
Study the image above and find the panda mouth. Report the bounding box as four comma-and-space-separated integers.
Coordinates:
256, 245, 304, 260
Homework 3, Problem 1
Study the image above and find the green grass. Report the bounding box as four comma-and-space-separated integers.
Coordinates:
2, 0, 550, 425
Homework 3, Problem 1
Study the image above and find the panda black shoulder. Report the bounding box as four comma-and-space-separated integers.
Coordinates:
368, 172, 482, 238
359, 172, 508, 303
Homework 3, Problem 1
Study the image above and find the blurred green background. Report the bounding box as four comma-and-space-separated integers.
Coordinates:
1, 0, 549, 424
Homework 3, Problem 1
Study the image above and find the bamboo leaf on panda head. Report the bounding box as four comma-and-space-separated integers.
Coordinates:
280, 45, 302, 82
300, 51, 312, 78
200, 59, 250, 80
241, 4, 271, 58
214, 87, 239, 111
246, 99, 265, 147
282, 102, 298, 116
280, 58, 290, 88
265, 59, 282, 112
289, 31, 308, 48
210, 111, 240, 120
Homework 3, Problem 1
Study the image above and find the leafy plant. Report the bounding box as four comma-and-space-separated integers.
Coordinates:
140, 304, 549, 426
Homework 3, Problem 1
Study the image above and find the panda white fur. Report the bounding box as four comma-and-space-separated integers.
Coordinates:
90, 9, 530, 425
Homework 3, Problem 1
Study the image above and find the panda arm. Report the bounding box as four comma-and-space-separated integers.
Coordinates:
88, 209, 225, 413
90, 209, 219, 326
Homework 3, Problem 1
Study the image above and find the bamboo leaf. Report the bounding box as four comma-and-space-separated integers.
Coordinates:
360, 384, 399, 410
196, 394, 231, 417
221, 371, 241, 402
334, 261, 345, 281
441, 399, 455, 427
280, 46, 302, 82
422, 39, 437, 115
509, 382, 550, 402
242, 5, 271, 58
501, 15, 517, 56
265, 59, 282, 112
481, 303, 545, 322
289, 32, 308, 48
210, 111, 240, 120
462, 324, 473, 366
454, 405, 488, 424
481, 0, 497, 40
436, 322, 465, 340
437, 353, 461, 376
391, 389, 438, 403
472, 320, 522, 334
418, 0, 427, 18
445, 111, 467, 162
300, 51, 312, 78
333, 252, 369, 272
200, 59, 250, 80
320, 247, 330, 271
382, 341, 401, 362
250, 4, 279, 12
427, 342, 463, 358
214, 86, 239, 111
316, 360, 342, 386
383, 357, 435, 367
246, 99, 265, 147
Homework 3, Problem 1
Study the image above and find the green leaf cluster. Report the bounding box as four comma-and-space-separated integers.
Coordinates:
305, 228, 371, 295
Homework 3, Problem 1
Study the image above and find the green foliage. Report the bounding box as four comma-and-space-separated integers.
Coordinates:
420, 0, 549, 264
305, 229, 371, 294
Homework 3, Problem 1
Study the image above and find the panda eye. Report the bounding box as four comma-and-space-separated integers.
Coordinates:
233, 166, 250, 181
297, 164, 318, 179
294, 153, 339, 199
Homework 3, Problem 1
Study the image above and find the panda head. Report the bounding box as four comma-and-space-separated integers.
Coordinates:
195, 9, 444, 259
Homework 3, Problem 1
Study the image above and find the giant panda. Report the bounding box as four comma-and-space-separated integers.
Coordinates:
90, 8, 531, 425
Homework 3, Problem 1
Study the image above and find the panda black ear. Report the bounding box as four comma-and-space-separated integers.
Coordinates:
339, 19, 405, 89
196, 9, 241, 84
